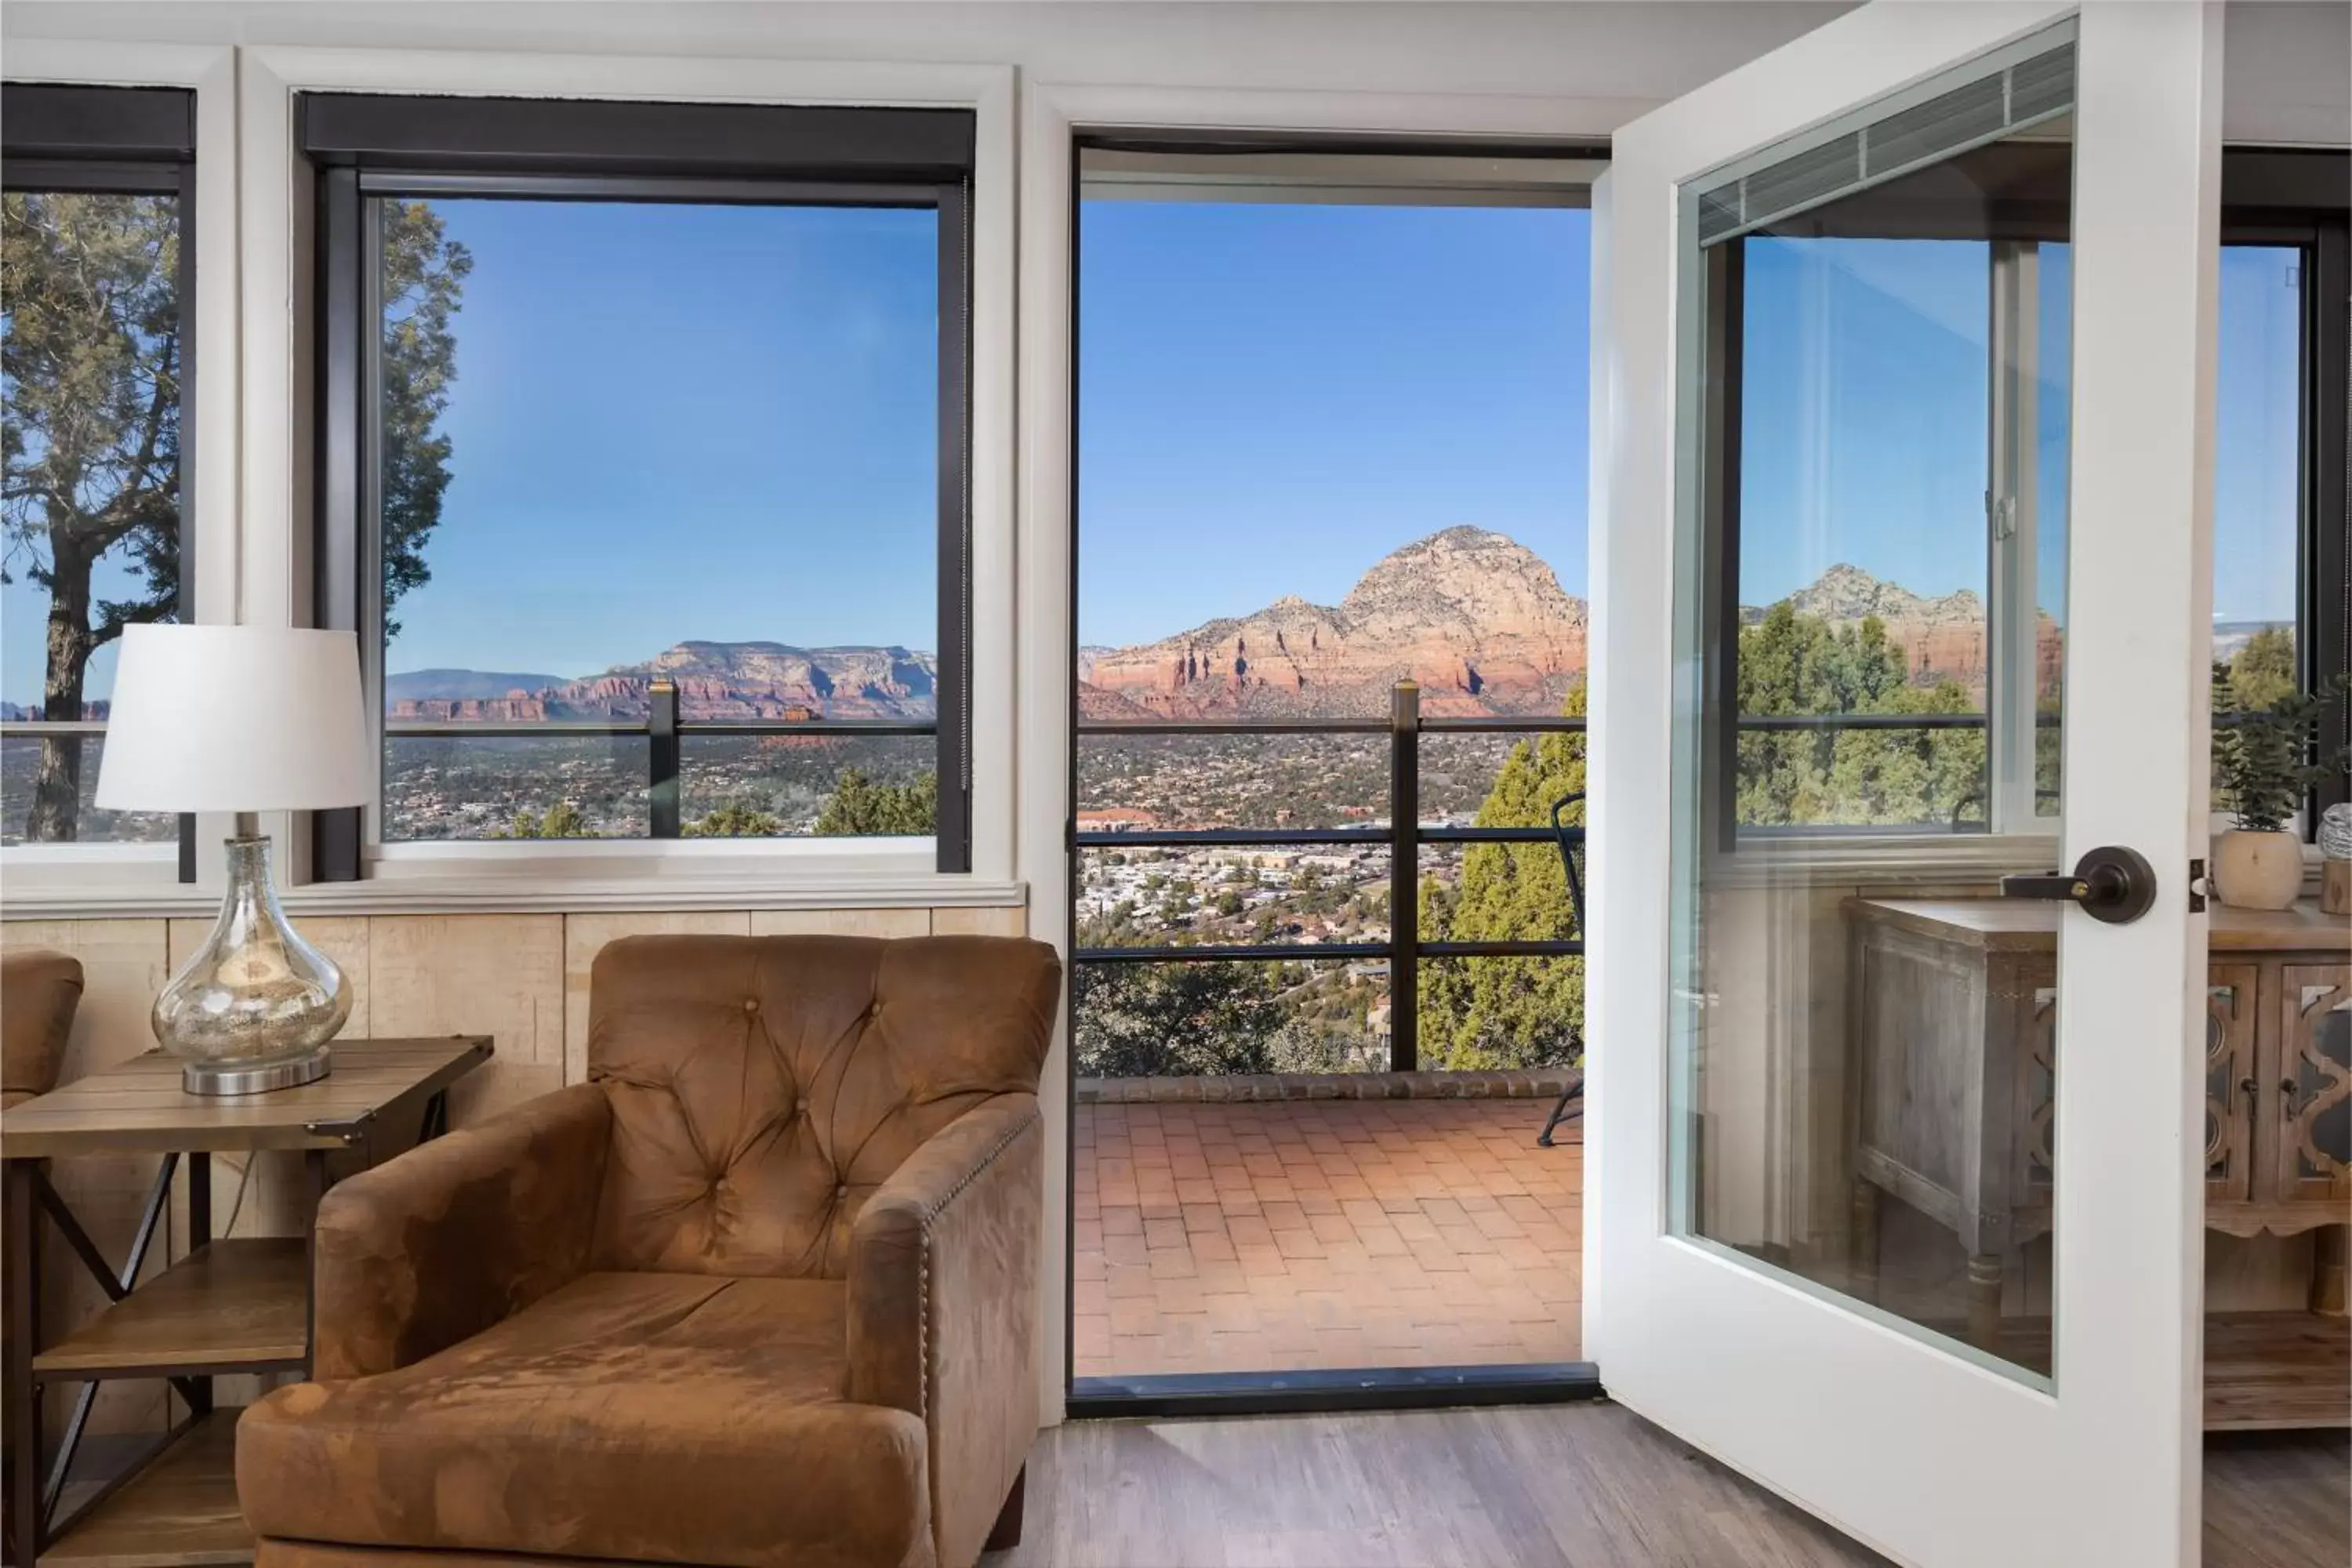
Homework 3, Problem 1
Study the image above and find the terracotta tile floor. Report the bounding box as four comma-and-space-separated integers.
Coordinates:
1072, 1097, 1584, 1377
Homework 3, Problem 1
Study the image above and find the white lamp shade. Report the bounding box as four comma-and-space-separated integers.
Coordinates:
95, 626, 374, 813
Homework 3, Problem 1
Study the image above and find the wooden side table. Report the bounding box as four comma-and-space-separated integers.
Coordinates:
2, 1036, 492, 1566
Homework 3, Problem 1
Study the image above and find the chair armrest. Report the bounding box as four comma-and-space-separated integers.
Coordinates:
847, 1092, 1044, 1566
311, 1081, 612, 1379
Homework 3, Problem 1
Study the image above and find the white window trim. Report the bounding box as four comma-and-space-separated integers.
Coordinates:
0, 41, 241, 899
1018, 78, 1643, 1429
232, 46, 1017, 903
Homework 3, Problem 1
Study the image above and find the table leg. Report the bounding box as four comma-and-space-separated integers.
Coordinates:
1966, 1252, 2005, 1351
1849, 1178, 1882, 1304
5, 1160, 45, 1567
303, 1151, 329, 1379
183, 1156, 213, 1420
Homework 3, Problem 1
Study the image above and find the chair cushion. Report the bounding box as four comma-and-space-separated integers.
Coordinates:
585, 935, 1058, 1279
238, 1272, 935, 1568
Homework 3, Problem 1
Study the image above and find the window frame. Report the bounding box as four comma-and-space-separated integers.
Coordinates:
300, 90, 977, 877
2217, 148, 2350, 835
0, 80, 199, 878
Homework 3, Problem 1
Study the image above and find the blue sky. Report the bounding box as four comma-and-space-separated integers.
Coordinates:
379, 198, 937, 679
0, 198, 2307, 705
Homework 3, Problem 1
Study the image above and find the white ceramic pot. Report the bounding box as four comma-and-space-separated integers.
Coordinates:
2212, 828, 2305, 911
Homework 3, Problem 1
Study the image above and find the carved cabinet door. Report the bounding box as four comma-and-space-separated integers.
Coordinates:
2204, 965, 2260, 1208
2270, 964, 2352, 1208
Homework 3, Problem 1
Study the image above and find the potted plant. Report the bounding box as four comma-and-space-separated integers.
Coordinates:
2211, 669, 2352, 910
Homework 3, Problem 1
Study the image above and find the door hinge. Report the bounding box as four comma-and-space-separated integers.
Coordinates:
2188, 857, 2208, 913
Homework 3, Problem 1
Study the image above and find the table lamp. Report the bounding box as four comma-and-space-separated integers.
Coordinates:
96, 625, 373, 1094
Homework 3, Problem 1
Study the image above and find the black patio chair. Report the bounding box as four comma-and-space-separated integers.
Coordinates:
1537, 790, 1587, 1149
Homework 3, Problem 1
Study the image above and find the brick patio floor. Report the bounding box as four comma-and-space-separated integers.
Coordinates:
1072, 1096, 1583, 1377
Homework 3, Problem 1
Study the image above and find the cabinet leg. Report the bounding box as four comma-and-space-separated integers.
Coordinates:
985, 1463, 1026, 1552
1849, 1180, 1882, 1304
2312, 1225, 2348, 1318
1966, 1252, 2005, 1351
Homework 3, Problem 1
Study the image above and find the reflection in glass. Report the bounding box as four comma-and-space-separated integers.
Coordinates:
1671, 27, 2076, 1384
0, 737, 179, 848
2, 191, 183, 844
2212, 246, 2305, 717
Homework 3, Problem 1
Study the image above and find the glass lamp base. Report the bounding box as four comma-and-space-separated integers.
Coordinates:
158, 834, 350, 1097
184, 1045, 332, 1096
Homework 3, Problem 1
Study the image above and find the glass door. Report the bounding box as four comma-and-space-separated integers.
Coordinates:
1590, 5, 2220, 1563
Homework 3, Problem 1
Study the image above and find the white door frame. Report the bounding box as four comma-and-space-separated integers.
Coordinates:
1016, 79, 1634, 1424
1588, 5, 2220, 1564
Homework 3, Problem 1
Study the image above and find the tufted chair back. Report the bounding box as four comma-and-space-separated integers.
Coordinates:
585, 933, 1058, 1279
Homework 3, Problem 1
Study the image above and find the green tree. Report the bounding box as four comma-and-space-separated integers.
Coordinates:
684, 800, 783, 837
1073, 960, 1286, 1077
815, 767, 938, 835
377, 201, 473, 641
2, 192, 466, 841
2225, 626, 2297, 713
503, 800, 590, 838
1417, 681, 1587, 1070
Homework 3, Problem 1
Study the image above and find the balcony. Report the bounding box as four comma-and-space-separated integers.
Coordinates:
1073, 1074, 1583, 1378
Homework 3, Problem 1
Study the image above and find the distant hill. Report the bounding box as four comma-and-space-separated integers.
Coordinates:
1081, 526, 1590, 720
387, 642, 936, 722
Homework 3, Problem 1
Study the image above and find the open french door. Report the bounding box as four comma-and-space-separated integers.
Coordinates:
1588, 5, 2220, 1565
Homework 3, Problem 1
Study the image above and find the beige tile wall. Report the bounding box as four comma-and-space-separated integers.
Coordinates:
0, 902, 1027, 1437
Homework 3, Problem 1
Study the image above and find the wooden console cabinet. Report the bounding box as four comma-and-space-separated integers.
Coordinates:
1846, 898, 2348, 1429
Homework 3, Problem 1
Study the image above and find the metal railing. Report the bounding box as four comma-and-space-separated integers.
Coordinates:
1069, 684, 2027, 1071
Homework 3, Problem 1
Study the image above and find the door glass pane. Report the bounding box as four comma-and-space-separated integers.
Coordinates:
1668, 25, 2075, 1385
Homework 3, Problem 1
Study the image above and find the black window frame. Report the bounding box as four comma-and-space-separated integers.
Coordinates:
2220, 148, 2351, 833
299, 93, 976, 875
0, 82, 198, 879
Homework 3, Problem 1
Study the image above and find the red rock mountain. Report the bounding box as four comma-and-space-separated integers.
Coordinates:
1081, 528, 1590, 720
1739, 562, 2060, 699
387, 642, 936, 722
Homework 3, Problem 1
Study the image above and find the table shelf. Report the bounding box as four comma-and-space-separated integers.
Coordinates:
42, 1410, 251, 1568
33, 1240, 308, 1382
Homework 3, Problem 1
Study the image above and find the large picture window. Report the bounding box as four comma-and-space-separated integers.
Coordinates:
1, 84, 194, 851
303, 94, 975, 874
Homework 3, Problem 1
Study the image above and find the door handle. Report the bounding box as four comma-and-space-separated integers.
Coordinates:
1999, 845, 2158, 925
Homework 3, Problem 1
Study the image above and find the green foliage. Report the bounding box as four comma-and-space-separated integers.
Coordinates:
1735, 604, 1984, 827
815, 767, 938, 835
1071, 958, 1380, 1077
684, 800, 783, 837
2213, 662, 2352, 833
2225, 628, 2298, 713
377, 201, 472, 641
3, 193, 182, 840
1417, 681, 1586, 1071
502, 800, 590, 838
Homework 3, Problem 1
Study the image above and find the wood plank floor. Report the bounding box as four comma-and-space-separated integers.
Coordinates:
989, 1404, 2350, 1567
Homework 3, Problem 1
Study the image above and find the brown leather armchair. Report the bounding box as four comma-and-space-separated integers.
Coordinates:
237, 934, 1060, 1568
2, 948, 82, 1111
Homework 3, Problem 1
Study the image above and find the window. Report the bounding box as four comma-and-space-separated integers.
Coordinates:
2216, 151, 2350, 833
303, 94, 975, 875
1697, 101, 2075, 843
1, 85, 194, 851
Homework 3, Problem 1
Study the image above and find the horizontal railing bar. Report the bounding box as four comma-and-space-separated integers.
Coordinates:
1073, 942, 1392, 964
379, 719, 937, 739
1417, 717, 1586, 733
1737, 713, 1991, 731
0, 721, 110, 736
1421, 940, 1584, 957
1419, 826, 1559, 844
1075, 827, 1390, 848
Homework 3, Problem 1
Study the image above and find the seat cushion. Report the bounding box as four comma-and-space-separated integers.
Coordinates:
238, 1273, 935, 1568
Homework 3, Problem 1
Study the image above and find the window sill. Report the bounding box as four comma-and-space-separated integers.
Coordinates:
2, 837, 1024, 921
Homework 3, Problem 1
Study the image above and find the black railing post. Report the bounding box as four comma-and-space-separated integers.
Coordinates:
1389, 680, 1419, 1073
649, 680, 681, 838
